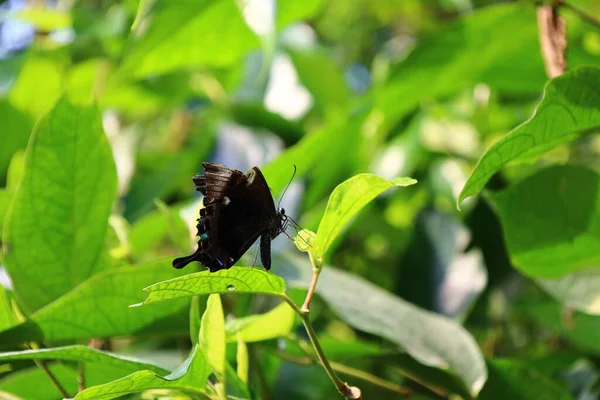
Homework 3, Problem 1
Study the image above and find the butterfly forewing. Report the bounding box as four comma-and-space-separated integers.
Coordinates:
173, 163, 282, 272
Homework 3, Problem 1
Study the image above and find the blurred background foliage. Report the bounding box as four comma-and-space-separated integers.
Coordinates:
1, 0, 600, 399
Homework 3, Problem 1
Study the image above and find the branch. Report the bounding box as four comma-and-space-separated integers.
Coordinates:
561, 1, 600, 29
537, 3, 567, 78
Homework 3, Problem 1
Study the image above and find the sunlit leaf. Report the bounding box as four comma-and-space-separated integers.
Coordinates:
0, 286, 18, 333
488, 165, 600, 277
201, 294, 226, 380
2, 97, 117, 312
225, 302, 296, 342
277, 253, 487, 397
460, 67, 600, 205
0, 346, 168, 375
236, 337, 249, 384
75, 345, 211, 400
121, 0, 259, 77
315, 174, 416, 263
138, 267, 286, 305
0, 260, 189, 344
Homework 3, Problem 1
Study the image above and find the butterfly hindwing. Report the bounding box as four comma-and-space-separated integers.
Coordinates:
173, 163, 283, 272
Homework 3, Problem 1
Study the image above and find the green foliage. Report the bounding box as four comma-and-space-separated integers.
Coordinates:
2, 97, 117, 312
1, 0, 600, 398
460, 67, 600, 204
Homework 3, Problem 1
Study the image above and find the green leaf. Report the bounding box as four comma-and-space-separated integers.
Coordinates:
287, 47, 349, 111
0, 286, 18, 333
0, 362, 148, 400
0, 346, 168, 375
488, 165, 600, 277
0, 364, 78, 400
0, 101, 31, 184
3, 98, 117, 311
200, 294, 226, 380
189, 296, 205, 346
0, 190, 13, 239
0, 259, 189, 344
120, 0, 259, 78
75, 345, 211, 400
479, 358, 572, 400
537, 269, 600, 315
225, 302, 296, 342
521, 299, 600, 354
236, 337, 249, 384
378, 3, 545, 128
315, 174, 417, 263
2, 97, 118, 312
460, 67, 600, 205
277, 253, 487, 397
262, 117, 349, 197
276, 0, 323, 30
138, 267, 286, 305
8, 50, 65, 119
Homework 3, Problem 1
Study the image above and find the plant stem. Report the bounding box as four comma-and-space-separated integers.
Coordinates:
301, 268, 319, 311
280, 294, 360, 399
78, 360, 85, 392
276, 351, 410, 397
33, 359, 70, 398
560, 1, 600, 29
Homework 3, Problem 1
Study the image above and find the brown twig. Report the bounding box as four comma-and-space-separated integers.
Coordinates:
537, 3, 567, 78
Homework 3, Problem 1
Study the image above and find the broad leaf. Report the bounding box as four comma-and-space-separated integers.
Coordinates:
201, 294, 226, 380
316, 174, 416, 263
225, 302, 296, 342
521, 299, 600, 354
479, 358, 572, 400
2, 97, 117, 312
138, 267, 286, 305
75, 345, 211, 400
538, 269, 600, 315
0, 260, 189, 344
378, 3, 545, 128
277, 253, 487, 397
121, 0, 259, 78
460, 67, 600, 204
0, 346, 168, 375
488, 165, 600, 277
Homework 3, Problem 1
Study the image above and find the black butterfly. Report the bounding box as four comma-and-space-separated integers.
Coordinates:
172, 162, 287, 272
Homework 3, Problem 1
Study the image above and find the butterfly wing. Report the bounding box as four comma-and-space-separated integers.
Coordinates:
173, 164, 279, 272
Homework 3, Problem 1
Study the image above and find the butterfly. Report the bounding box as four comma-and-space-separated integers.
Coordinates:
172, 162, 288, 272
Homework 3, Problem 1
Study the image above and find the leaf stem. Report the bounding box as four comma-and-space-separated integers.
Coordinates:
276, 351, 410, 397
280, 293, 361, 399
33, 359, 70, 398
301, 268, 319, 311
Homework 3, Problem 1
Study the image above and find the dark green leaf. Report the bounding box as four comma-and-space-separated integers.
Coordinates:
488, 165, 600, 277
460, 67, 600, 204
479, 358, 572, 400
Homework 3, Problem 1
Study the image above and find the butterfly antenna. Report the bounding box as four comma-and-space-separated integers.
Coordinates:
277, 165, 297, 210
